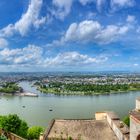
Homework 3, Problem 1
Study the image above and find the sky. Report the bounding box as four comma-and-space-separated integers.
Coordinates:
0, 0, 140, 72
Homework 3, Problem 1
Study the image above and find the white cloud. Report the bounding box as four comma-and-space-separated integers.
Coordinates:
87, 12, 96, 19
79, 0, 135, 12
0, 38, 8, 48
51, 0, 73, 20
44, 52, 108, 67
0, 44, 43, 65
0, 44, 108, 69
126, 15, 136, 23
79, 0, 105, 12
111, 0, 135, 11
0, 0, 44, 37
96, 0, 106, 11
34, 17, 47, 29
65, 20, 101, 42
48, 20, 130, 46
95, 25, 129, 44
134, 63, 139, 66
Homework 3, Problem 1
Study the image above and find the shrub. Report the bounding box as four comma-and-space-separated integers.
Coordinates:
0, 114, 28, 138
17, 120, 29, 138
1, 114, 21, 133
27, 126, 44, 140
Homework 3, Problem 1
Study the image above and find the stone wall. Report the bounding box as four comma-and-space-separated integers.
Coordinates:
136, 99, 140, 111
106, 112, 129, 140
95, 112, 129, 140
95, 112, 107, 120
130, 112, 140, 140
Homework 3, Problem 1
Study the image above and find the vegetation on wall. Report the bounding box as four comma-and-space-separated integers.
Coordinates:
123, 116, 130, 127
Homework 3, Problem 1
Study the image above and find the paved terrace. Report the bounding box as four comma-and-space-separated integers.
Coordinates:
45, 119, 118, 140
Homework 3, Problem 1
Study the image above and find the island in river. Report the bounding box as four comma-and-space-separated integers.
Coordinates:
1, 81, 140, 96
0, 82, 22, 94
34, 82, 140, 95
0, 82, 38, 97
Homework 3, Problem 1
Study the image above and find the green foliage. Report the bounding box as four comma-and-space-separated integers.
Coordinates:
27, 126, 44, 140
0, 116, 4, 128
0, 114, 28, 138
123, 116, 130, 127
1, 114, 21, 133
16, 120, 29, 138
0, 135, 7, 140
0, 82, 20, 93
37, 81, 134, 95
67, 136, 72, 140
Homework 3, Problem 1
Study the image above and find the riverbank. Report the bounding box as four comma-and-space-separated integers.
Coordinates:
35, 82, 140, 96
38, 87, 140, 96
18, 92, 38, 97
0, 92, 38, 97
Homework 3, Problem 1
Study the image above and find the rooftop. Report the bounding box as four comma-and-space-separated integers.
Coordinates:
45, 119, 118, 140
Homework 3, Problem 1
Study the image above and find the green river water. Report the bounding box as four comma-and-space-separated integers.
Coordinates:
0, 81, 138, 127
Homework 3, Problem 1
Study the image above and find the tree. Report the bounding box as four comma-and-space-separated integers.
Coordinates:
27, 126, 44, 140
17, 120, 29, 138
0, 114, 29, 138
1, 114, 21, 133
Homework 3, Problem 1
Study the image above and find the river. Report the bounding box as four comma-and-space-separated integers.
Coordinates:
0, 81, 139, 127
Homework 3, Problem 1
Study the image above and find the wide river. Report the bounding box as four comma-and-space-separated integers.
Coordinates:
0, 81, 139, 127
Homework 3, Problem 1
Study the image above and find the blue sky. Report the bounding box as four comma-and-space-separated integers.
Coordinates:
0, 0, 140, 72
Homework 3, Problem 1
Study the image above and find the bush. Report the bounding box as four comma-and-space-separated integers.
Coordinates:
123, 116, 130, 127
1, 114, 21, 133
27, 126, 44, 140
0, 114, 28, 138
0, 135, 7, 140
17, 120, 29, 138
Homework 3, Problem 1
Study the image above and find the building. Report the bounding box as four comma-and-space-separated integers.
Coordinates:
130, 98, 140, 140
43, 98, 140, 140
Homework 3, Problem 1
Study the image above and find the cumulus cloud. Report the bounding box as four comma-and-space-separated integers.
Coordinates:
79, 0, 135, 12
47, 20, 130, 46
79, 0, 105, 12
95, 25, 129, 44
0, 0, 45, 37
44, 52, 108, 67
96, 0, 106, 11
51, 0, 73, 20
0, 45, 43, 65
0, 44, 108, 69
65, 20, 101, 42
0, 38, 8, 48
34, 17, 47, 29
111, 0, 135, 11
